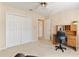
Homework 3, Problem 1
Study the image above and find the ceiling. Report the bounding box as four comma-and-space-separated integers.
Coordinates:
3, 2, 79, 16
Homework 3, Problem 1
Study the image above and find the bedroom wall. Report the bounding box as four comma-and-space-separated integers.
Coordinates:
0, 3, 6, 50
50, 8, 79, 48
0, 3, 45, 50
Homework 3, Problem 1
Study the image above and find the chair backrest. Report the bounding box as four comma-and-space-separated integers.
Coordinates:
56, 31, 67, 44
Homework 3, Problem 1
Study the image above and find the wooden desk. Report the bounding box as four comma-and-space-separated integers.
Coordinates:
53, 25, 77, 50
52, 34, 58, 44
53, 34, 76, 50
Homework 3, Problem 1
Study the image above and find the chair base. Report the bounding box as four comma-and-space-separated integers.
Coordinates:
55, 45, 66, 52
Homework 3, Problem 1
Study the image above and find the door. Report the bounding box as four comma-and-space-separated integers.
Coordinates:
6, 14, 32, 48
21, 16, 32, 44
38, 20, 44, 39
6, 14, 21, 48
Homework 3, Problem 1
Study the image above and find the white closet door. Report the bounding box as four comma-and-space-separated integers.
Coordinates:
6, 14, 22, 48
21, 16, 32, 44
6, 14, 32, 48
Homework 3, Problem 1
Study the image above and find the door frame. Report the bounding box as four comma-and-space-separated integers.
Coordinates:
38, 19, 44, 39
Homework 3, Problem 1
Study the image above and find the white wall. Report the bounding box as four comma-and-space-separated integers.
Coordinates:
0, 3, 6, 50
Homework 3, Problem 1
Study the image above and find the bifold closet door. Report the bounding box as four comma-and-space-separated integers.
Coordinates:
21, 16, 32, 44
6, 14, 32, 48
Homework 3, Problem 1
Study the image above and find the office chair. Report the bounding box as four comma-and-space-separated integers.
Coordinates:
55, 29, 67, 52
55, 38, 66, 52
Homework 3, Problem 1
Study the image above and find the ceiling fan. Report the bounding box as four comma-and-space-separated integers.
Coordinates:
40, 2, 47, 7
29, 2, 48, 11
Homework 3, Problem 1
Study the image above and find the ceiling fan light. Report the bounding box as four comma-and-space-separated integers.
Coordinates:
40, 2, 47, 7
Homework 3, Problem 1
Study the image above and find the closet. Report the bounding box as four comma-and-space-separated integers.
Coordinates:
6, 14, 33, 48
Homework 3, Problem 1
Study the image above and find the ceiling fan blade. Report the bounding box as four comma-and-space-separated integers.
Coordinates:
29, 2, 48, 11
29, 2, 41, 11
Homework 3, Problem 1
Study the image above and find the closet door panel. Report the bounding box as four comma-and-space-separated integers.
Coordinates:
6, 14, 22, 48
6, 14, 33, 48
21, 17, 32, 44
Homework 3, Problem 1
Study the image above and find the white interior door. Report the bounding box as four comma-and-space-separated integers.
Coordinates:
6, 14, 32, 48
44, 19, 51, 40
38, 20, 44, 39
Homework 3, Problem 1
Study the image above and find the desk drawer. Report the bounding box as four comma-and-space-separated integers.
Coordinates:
67, 37, 76, 47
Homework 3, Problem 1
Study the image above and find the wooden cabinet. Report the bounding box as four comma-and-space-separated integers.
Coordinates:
64, 25, 77, 31
71, 25, 77, 31
64, 25, 70, 31
67, 36, 76, 47
53, 24, 77, 50
64, 25, 77, 49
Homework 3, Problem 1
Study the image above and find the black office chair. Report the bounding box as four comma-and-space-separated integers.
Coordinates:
55, 29, 67, 52
55, 38, 66, 52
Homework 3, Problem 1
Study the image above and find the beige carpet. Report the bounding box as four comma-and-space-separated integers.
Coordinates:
0, 39, 79, 57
